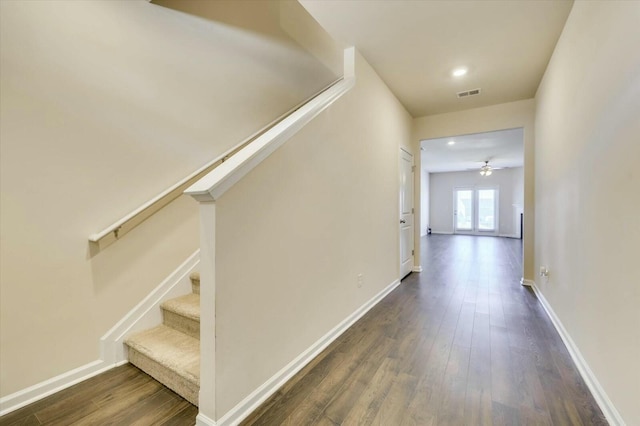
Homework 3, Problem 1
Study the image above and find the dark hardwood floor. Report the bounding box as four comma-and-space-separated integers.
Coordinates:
0, 364, 198, 426
1, 235, 607, 425
243, 235, 607, 425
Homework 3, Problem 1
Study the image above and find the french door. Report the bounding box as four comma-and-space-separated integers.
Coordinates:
454, 188, 498, 235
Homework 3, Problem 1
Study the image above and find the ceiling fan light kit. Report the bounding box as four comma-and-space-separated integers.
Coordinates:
480, 161, 493, 176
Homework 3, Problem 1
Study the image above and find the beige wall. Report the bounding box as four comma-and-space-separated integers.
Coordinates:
154, 0, 344, 77
413, 99, 536, 279
0, 0, 335, 397
534, 1, 640, 423
215, 50, 412, 416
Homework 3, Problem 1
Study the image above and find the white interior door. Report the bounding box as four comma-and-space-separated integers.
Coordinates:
400, 149, 414, 278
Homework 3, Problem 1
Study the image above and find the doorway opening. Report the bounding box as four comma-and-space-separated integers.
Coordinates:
419, 128, 525, 276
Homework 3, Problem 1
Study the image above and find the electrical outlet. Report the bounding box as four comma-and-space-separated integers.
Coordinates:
539, 266, 549, 277
357, 273, 364, 288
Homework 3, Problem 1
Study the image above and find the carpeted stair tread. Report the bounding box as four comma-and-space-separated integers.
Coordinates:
161, 293, 200, 321
124, 273, 201, 405
125, 325, 199, 386
160, 293, 200, 340
190, 272, 200, 295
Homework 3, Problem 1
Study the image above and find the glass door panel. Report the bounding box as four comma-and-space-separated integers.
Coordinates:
477, 189, 496, 231
455, 189, 473, 232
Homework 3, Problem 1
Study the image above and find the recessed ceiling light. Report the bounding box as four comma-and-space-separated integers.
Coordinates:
447, 140, 455, 145
452, 67, 468, 77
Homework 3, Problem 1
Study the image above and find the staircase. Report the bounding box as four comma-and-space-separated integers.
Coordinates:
124, 272, 201, 406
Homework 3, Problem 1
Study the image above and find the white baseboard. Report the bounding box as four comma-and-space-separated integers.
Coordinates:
499, 233, 520, 239
430, 231, 453, 235
196, 413, 217, 426
530, 283, 625, 426
100, 250, 200, 364
520, 278, 535, 287
0, 251, 200, 417
214, 278, 402, 426
0, 359, 122, 416
412, 266, 423, 272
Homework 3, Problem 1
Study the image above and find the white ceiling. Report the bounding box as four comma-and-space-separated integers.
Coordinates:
421, 128, 523, 173
300, 0, 573, 117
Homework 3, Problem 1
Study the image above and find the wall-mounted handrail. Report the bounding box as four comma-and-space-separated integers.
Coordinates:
88, 77, 343, 249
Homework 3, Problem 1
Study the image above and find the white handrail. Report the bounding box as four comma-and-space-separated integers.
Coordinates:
188, 47, 356, 423
88, 78, 343, 246
185, 76, 355, 202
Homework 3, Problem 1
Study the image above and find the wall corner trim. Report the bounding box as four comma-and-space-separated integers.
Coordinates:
520, 278, 535, 287
412, 266, 423, 272
214, 277, 402, 426
531, 283, 626, 426
196, 413, 217, 426
343, 46, 356, 79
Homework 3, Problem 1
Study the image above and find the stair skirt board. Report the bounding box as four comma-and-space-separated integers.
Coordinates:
201, 277, 402, 426
100, 250, 200, 365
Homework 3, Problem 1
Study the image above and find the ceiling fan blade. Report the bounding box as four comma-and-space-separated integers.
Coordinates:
464, 166, 508, 171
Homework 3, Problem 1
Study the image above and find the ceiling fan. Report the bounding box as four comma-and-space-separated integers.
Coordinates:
476, 160, 506, 176
480, 160, 493, 176
463, 159, 507, 175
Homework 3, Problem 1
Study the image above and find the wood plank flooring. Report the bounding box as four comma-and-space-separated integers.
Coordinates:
243, 235, 607, 425
0, 364, 197, 426
1, 235, 607, 425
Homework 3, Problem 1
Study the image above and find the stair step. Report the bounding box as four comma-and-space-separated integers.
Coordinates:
161, 293, 200, 340
125, 325, 199, 406
190, 272, 200, 295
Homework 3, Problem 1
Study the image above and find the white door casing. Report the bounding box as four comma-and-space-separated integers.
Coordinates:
400, 148, 414, 278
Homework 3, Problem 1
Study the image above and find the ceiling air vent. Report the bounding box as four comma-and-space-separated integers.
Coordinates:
457, 88, 481, 98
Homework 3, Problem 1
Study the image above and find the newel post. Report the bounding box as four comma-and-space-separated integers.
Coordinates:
187, 193, 217, 425
183, 47, 357, 424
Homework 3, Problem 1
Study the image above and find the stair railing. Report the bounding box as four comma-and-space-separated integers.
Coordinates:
185, 47, 355, 425
88, 76, 345, 251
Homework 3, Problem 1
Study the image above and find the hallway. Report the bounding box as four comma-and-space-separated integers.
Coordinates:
245, 235, 607, 425
0, 235, 608, 425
